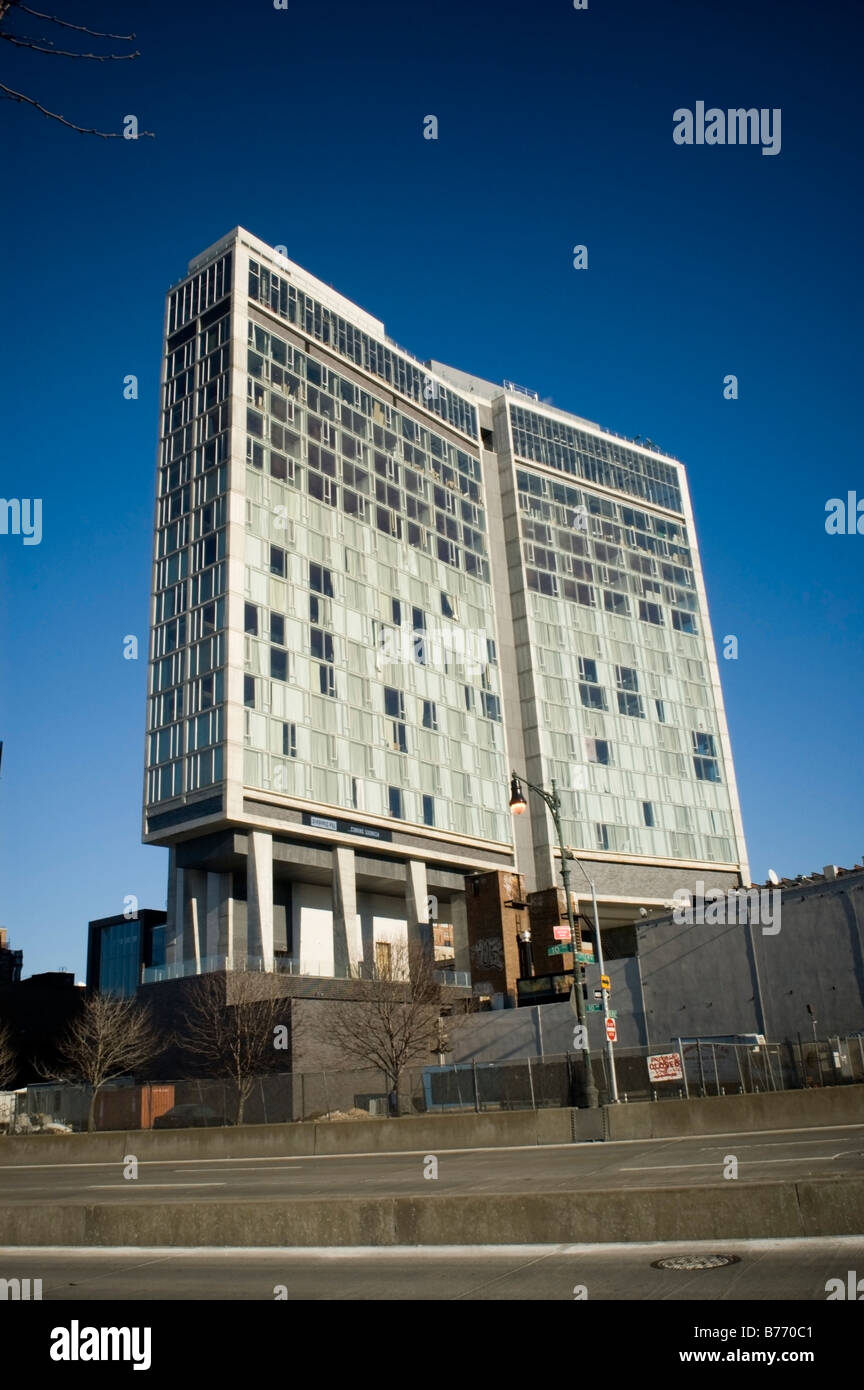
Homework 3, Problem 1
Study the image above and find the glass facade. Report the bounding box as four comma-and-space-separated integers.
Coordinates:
512, 462, 737, 863
242, 317, 508, 842
146, 255, 231, 806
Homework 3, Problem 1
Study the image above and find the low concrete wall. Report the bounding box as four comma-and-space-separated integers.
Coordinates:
2, 1176, 861, 1247
0, 1084, 859, 1167
605, 1083, 864, 1140
0, 1106, 582, 1167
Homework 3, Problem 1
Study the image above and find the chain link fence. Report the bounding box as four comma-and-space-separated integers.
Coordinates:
2, 1036, 862, 1132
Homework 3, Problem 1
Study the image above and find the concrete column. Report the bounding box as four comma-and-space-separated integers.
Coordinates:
332, 846, 361, 978
449, 891, 470, 975
406, 859, 433, 968
164, 849, 181, 964
205, 872, 232, 966
184, 869, 206, 973
247, 830, 274, 971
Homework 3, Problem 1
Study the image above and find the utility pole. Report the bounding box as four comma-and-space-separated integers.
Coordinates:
509, 773, 599, 1109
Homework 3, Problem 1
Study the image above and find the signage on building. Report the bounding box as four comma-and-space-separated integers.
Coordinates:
303, 814, 392, 842
647, 1052, 684, 1082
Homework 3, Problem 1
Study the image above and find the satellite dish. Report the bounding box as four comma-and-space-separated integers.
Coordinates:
767, 869, 780, 885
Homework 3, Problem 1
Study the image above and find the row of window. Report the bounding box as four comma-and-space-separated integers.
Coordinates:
248, 262, 478, 438
511, 407, 682, 512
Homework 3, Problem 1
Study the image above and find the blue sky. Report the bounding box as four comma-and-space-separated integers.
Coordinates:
1, 0, 862, 978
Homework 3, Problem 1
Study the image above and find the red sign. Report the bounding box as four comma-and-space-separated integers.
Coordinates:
647, 1052, 683, 1082
605, 1017, 617, 1043
553, 925, 572, 941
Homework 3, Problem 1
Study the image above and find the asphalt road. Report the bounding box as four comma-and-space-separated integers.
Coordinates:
1, 1238, 861, 1300
1, 1123, 862, 1205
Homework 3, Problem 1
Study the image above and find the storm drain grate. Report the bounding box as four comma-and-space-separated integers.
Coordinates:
651, 1254, 741, 1271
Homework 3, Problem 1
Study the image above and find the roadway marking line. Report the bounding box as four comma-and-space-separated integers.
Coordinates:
172, 1167, 303, 1173
3, 1237, 864, 1259
619, 1155, 849, 1171
700, 1138, 860, 1149
85, 1182, 227, 1190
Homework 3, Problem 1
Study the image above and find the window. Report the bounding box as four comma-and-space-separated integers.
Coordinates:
692, 732, 720, 782
672, 609, 698, 634
374, 939, 392, 976
282, 722, 297, 757
384, 687, 405, 720
423, 794, 435, 827
270, 613, 285, 645
586, 738, 611, 765
244, 603, 258, 636
481, 692, 501, 721
692, 731, 717, 757
596, 824, 611, 851
309, 562, 333, 597
391, 597, 402, 626
270, 545, 286, 577
412, 606, 426, 665
270, 648, 288, 681
440, 591, 456, 619
388, 785, 403, 818
617, 690, 644, 718
604, 589, 630, 615
616, 666, 639, 691
319, 664, 336, 697
655, 699, 666, 723
311, 628, 334, 662
578, 657, 598, 683
244, 675, 255, 708
639, 600, 664, 626
579, 683, 607, 710
642, 801, 655, 827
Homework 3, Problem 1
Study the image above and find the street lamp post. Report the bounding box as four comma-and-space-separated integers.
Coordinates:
564, 847, 619, 1103
509, 773, 599, 1109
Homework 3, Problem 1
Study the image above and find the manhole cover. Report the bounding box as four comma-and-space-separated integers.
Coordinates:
651, 1254, 740, 1271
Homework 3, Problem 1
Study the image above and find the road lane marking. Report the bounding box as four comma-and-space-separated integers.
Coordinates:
85, 1182, 227, 1189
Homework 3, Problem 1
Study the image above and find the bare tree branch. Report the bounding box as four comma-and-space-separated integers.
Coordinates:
0, 1020, 17, 1090
36, 993, 163, 1130
179, 973, 290, 1125
0, 81, 153, 136
1, 33, 140, 58
8, 3, 135, 40
312, 942, 445, 1111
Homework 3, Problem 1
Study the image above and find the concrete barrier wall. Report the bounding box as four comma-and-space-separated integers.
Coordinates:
604, 1083, 864, 1140
0, 1106, 578, 1167
2, 1176, 861, 1248
0, 1083, 859, 1166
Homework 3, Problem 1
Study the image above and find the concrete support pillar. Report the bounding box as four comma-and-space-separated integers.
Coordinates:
247, 830, 274, 971
332, 846, 361, 978
205, 871, 232, 966
184, 869, 206, 973
449, 891, 470, 975
406, 859, 433, 969
165, 849, 181, 964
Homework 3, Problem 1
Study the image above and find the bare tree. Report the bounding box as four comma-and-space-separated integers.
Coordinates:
178, 973, 291, 1126
38, 992, 162, 1131
0, 2, 154, 137
0, 1019, 17, 1090
316, 942, 445, 1113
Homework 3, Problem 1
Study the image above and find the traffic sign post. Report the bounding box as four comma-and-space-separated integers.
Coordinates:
605, 1017, 617, 1043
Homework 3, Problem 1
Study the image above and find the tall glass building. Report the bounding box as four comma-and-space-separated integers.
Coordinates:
143, 229, 748, 982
